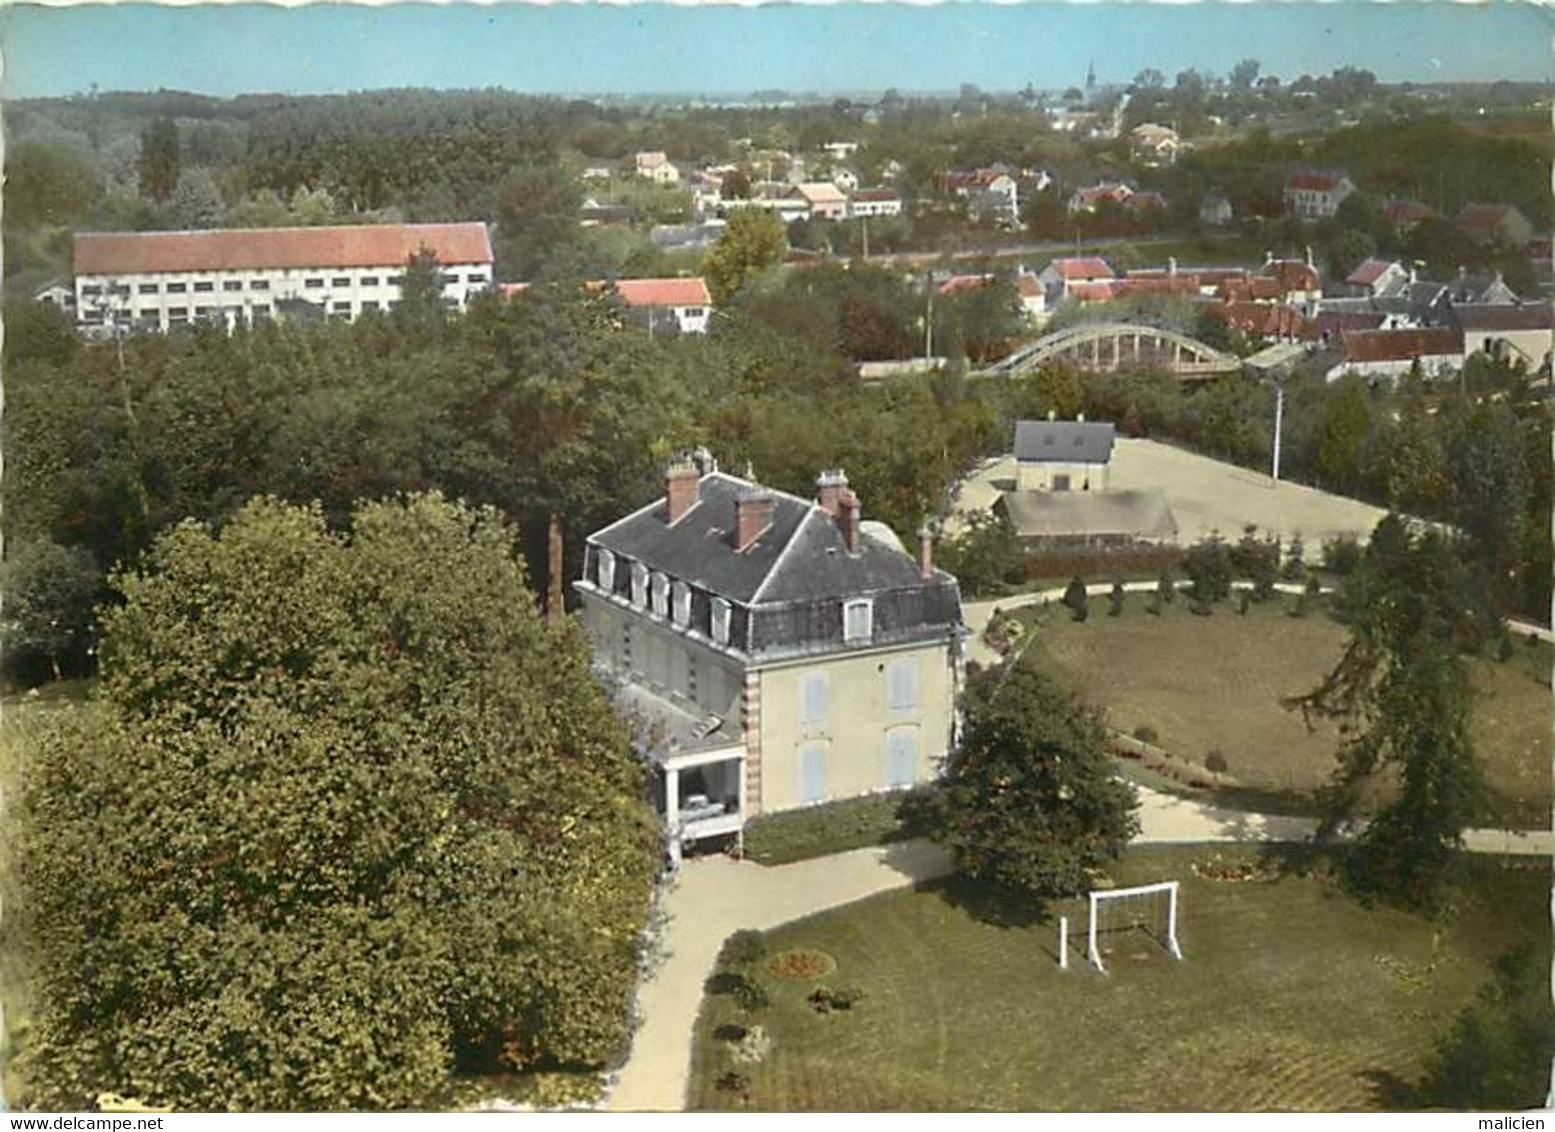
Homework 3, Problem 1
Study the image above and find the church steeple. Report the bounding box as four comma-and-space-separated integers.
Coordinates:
1086, 59, 1097, 92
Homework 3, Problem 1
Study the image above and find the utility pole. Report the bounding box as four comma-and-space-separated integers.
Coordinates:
1271, 376, 1285, 482
924, 289, 934, 359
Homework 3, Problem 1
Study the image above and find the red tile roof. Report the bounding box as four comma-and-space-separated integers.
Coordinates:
1067, 281, 1119, 303
611, 277, 712, 308
1048, 257, 1114, 281
1315, 309, 1388, 336
1346, 258, 1399, 287
851, 188, 900, 202
1016, 273, 1043, 298
74, 223, 493, 276
1257, 259, 1321, 294
1455, 202, 1516, 231
1206, 301, 1314, 339
503, 277, 713, 309
1384, 198, 1436, 225
1341, 327, 1462, 364
939, 273, 995, 295
1286, 170, 1349, 193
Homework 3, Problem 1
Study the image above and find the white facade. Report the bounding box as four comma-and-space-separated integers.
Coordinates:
76, 263, 491, 334
847, 193, 903, 219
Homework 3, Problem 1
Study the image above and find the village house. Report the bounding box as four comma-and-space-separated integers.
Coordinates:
1452, 303, 1553, 373
1345, 257, 1411, 298
1447, 269, 1521, 306
1283, 169, 1355, 221
1198, 194, 1234, 227
575, 457, 966, 860
791, 182, 849, 221
1326, 327, 1464, 383
1038, 256, 1115, 303
1383, 198, 1437, 233
999, 418, 1176, 546
1130, 123, 1183, 167
635, 151, 682, 185
1454, 203, 1535, 248
33, 279, 76, 314
822, 141, 861, 161
847, 188, 903, 219
829, 166, 861, 194
1067, 182, 1134, 215
1015, 268, 1048, 325
502, 276, 714, 335
689, 171, 726, 216
70, 222, 493, 335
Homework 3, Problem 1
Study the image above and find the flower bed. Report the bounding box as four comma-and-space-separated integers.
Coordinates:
766, 949, 837, 980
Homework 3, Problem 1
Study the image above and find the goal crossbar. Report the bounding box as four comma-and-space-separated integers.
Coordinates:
1087, 880, 1183, 973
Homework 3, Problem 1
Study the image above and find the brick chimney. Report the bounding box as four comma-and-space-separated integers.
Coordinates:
815, 468, 849, 515
838, 489, 860, 554
733, 489, 772, 552
665, 457, 700, 524
917, 525, 934, 579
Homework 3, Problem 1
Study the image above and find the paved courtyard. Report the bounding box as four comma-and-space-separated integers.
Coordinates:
949, 439, 1388, 550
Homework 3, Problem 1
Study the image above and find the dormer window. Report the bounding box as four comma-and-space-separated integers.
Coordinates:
650, 572, 670, 618
711, 598, 731, 645
597, 548, 616, 593
631, 562, 648, 608
843, 598, 874, 644
672, 581, 692, 627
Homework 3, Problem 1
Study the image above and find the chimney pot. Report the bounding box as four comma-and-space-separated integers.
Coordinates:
816, 468, 850, 515
665, 458, 701, 524
917, 525, 934, 580
733, 489, 773, 552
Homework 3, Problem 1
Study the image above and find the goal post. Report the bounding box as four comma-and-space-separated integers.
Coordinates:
1087, 880, 1183, 973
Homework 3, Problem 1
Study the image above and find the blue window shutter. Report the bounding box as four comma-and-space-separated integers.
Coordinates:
886, 729, 917, 787
800, 744, 828, 803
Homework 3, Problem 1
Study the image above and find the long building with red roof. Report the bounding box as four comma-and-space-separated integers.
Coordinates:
71, 222, 493, 334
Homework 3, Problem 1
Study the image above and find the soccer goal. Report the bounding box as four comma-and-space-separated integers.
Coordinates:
1086, 881, 1183, 973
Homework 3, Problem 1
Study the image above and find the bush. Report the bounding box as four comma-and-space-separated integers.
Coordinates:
1205, 750, 1229, 774
1190, 597, 1213, 617
720, 930, 767, 970
1496, 634, 1516, 663
1322, 535, 1363, 576
1237, 590, 1251, 615
1157, 569, 1177, 604
1184, 535, 1233, 603
1108, 580, 1126, 617
1063, 576, 1089, 623
807, 986, 865, 1013
1282, 535, 1307, 582
1133, 724, 1159, 745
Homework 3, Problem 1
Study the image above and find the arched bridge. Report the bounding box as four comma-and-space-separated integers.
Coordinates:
977, 322, 1241, 380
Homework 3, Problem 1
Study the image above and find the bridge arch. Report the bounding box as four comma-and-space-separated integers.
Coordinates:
977, 321, 1240, 380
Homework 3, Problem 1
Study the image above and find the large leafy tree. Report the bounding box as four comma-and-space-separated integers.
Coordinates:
1289, 515, 1494, 908
137, 117, 181, 202
18, 495, 660, 1110
0, 539, 103, 681
920, 664, 1139, 897
703, 208, 787, 305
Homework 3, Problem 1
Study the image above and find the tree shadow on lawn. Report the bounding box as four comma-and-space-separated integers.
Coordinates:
914, 872, 1054, 933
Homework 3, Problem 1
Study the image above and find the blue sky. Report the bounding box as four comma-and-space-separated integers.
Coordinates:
1, 2, 1550, 100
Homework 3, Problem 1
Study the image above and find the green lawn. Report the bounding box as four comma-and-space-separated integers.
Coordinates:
1, 681, 94, 1107
1017, 601, 1552, 827
689, 847, 1551, 1111
742, 794, 924, 867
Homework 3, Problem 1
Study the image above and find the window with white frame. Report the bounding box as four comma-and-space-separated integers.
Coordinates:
630, 562, 648, 608
597, 548, 616, 593
843, 598, 874, 644
799, 672, 829, 728
711, 598, 731, 645
672, 581, 692, 627
886, 657, 919, 712
650, 572, 670, 618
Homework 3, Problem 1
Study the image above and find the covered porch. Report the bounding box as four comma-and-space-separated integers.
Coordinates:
609, 675, 747, 866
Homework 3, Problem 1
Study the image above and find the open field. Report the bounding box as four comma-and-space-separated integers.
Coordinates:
1019, 601, 1552, 826
688, 846, 1550, 1111
947, 440, 1390, 549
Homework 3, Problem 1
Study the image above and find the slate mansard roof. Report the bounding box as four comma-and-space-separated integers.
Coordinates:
582, 471, 963, 660
1014, 420, 1116, 465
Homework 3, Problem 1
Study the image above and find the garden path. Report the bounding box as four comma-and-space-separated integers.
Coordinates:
604, 784, 1550, 1112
